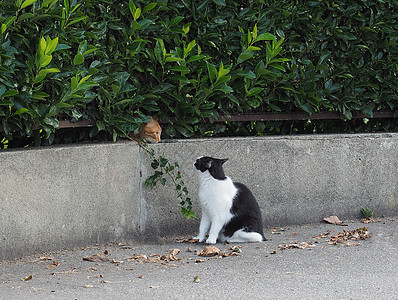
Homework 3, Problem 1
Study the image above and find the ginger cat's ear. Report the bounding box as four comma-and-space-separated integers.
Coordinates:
151, 115, 159, 122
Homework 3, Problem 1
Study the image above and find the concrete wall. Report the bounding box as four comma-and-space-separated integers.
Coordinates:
1, 133, 398, 260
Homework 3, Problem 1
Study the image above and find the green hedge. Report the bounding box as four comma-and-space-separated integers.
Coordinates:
1, 0, 397, 147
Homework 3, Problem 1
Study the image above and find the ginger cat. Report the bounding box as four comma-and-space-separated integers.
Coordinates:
129, 116, 162, 143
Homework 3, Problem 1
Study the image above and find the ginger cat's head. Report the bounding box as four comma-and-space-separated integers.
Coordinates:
139, 116, 162, 143
129, 115, 162, 143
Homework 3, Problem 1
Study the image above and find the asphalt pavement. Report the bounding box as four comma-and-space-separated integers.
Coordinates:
1, 218, 397, 300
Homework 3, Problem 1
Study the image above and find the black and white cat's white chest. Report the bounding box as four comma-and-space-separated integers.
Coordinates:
193, 156, 266, 244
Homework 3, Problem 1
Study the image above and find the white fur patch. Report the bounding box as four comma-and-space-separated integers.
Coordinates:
226, 229, 263, 243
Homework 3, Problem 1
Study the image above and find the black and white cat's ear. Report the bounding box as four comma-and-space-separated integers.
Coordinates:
220, 158, 229, 165
204, 160, 212, 169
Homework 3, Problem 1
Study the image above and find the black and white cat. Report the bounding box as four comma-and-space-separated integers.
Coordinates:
193, 156, 266, 244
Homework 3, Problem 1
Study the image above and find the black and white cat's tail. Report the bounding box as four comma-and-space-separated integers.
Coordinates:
224, 229, 266, 243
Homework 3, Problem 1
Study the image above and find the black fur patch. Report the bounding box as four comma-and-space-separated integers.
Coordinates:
194, 157, 228, 180
224, 182, 266, 241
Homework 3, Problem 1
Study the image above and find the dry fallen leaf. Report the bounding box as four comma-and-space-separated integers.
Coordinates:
278, 242, 315, 250
329, 227, 370, 246
270, 227, 285, 234
323, 215, 348, 226
314, 230, 333, 239
197, 246, 221, 257
195, 259, 205, 263
175, 237, 199, 243
40, 256, 54, 261
111, 259, 124, 264
45, 261, 59, 269
21, 275, 32, 281
193, 275, 200, 283
360, 218, 382, 224
83, 252, 109, 262
160, 248, 183, 262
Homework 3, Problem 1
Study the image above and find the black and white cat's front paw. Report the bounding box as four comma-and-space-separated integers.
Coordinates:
205, 237, 217, 244
193, 236, 205, 243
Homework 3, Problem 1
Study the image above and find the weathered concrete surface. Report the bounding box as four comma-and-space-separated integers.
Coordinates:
144, 134, 398, 235
1, 133, 398, 260
0, 219, 397, 300
0, 143, 142, 261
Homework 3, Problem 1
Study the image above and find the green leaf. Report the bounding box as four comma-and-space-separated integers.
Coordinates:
39, 54, 52, 68
201, 102, 215, 110
43, 117, 59, 128
165, 57, 184, 63
143, 3, 157, 14
186, 54, 207, 63
66, 16, 88, 27
0, 99, 14, 106
134, 7, 141, 20
182, 22, 191, 34
206, 62, 217, 84
184, 40, 196, 57
34, 68, 60, 84
1, 16, 15, 33
0, 86, 6, 97
45, 37, 58, 55
78, 40, 87, 55
129, 0, 136, 16
254, 33, 276, 42
18, 13, 34, 22
2, 90, 19, 97
212, 0, 226, 6
169, 16, 184, 27
31, 92, 49, 100
20, 0, 37, 10
247, 87, 263, 97
73, 54, 84, 65
41, 0, 57, 8
169, 65, 190, 73
14, 108, 29, 115
38, 37, 46, 56
71, 77, 78, 90
154, 39, 166, 66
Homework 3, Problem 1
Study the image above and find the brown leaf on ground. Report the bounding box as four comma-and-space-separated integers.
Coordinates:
160, 249, 183, 262
83, 252, 109, 262
45, 261, 59, 269
39, 256, 54, 261
329, 227, 370, 246
111, 259, 124, 264
21, 275, 32, 281
128, 249, 182, 263
314, 230, 333, 239
221, 252, 239, 258
175, 237, 200, 243
323, 215, 348, 226
361, 218, 382, 224
197, 246, 221, 257
278, 242, 315, 250
270, 228, 285, 234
